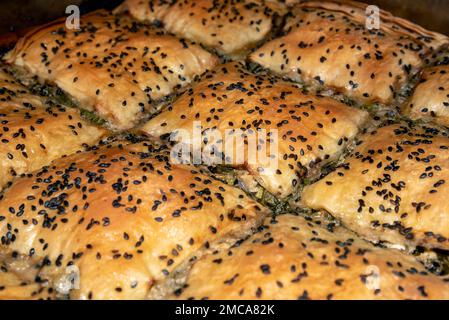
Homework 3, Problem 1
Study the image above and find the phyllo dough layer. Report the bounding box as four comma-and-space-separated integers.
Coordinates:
116, 0, 286, 58
167, 214, 449, 300
403, 63, 449, 126
142, 62, 369, 198
0, 140, 268, 299
250, 1, 448, 104
0, 67, 106, 192
4, 10, 218, 130
302, 123, 449, 250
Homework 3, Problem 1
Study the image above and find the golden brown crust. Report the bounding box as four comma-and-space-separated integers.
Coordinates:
169, 214, 449, 300
0, 67, 107, 192
402, 64, 449, 126
116, 0, 286, 58
302, 123, 449, 250
0, 140, 268, 299
301, 1, 448, 50
249, 1, 449, 104
4, 10, 218, 130
1, 1, 449, 301
141, 62, 368, 198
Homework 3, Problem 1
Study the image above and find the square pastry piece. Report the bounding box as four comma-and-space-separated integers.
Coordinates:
116, 0, 286, 58
4, 10, 218, 130
0, 67, 106, 192
402, 63, 449, 127
302, 123, 449, 250
165, 215, 449, 300
142, 62, 369, 198
250, 1, 449, 104
0, 141, 268, 300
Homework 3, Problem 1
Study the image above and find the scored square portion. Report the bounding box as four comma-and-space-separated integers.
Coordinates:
142, 62, 369, 198
4, 10, 218, 130
250, 1, 449, 105
117, 0, 286, 58
0, 67, 106, 192
302, 123, 449, 250
0, 141, 268, 300
402, 63, 449, 127
165, 214, 449, 300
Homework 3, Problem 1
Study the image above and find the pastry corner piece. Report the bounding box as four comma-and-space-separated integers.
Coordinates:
301, 123, 449, 250
164, 214, 449, 300
141, 61, 369, 199
3, 10, 218, 130
0, 66, 107, 192
116, 0, 287, 58
250, 0, 449, 105
0, 140, 269, 299
402, 61, 449, 127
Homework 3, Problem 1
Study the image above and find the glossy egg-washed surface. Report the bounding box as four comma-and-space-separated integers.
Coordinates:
1, 0, 449, 300
116, 0, 287, 58
169, 215, 449, 300
0, 141, 268, 299
250, 1, 448, 104
143, 61, 368, 198
403, 62, 449, 127
0, 67, 106, 192
4, 10, 218, 130
302, 124, 449, 250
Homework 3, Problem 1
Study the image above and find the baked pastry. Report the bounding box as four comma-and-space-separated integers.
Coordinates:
116, 0, 286, 58
302, 123, 449, 250
0, 253, 53, 299
4, 10, 218, 130
0, 140, 268, 299
0, 67, 106, 192
250, 1, 449, 104
402, 62, 449, 127
1, 1, 449, 301
142, 62, 369, 198
165, 214, 449, 300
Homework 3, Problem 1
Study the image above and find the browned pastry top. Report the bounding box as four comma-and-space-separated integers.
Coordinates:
142, 61, 368, 198
403, 63, 449, 126
250, 1, 449, 104
302, 123, 449, 250
0, 67, 106, 192
4, 10, 218, 130
0, 141, 267, 299
117, 0, 287, 58
169, 214, 449, 300
1, 0, 449, 301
